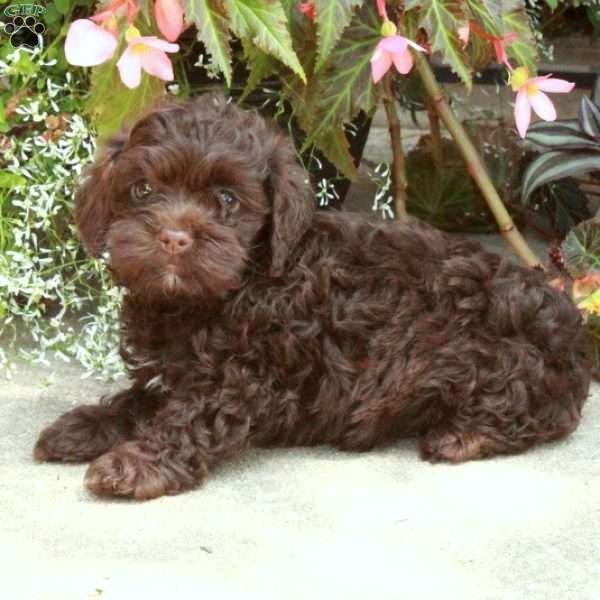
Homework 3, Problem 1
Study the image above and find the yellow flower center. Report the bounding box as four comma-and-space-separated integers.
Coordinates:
380, 20, 397, 37
510, 66, 530, 91
125, 25, 141, 43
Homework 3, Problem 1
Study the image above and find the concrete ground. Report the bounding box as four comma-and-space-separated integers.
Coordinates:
1, 351, 599, 600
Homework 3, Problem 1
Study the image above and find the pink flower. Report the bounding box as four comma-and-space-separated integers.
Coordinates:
154, 0, 184, 42
297, 1, 316, 20
64, 18, 118, 66
371, 35, 427, 83
117, 26, 179, 89
493, 32, 518, 70
458, 25, 470, 46
510, 67, 575, 138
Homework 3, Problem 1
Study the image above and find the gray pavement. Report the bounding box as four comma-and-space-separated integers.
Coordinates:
1, 349, 599, 600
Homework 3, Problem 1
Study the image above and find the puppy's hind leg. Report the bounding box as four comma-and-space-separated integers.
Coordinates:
34, 388, 159, 463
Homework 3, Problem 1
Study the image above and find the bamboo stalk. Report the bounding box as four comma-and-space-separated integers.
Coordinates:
413, 52, 541, 268
382, 73, 408, 222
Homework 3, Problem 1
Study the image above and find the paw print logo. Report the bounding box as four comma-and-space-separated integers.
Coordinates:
3, 16, 45, 50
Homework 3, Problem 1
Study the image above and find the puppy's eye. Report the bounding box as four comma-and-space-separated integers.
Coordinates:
132, 181, 153, 200
217, 190, 236, 208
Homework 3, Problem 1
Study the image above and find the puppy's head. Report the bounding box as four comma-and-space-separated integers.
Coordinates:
76, 94, 314, 300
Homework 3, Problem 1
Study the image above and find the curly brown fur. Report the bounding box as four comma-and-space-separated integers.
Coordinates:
34, 94, 592, 500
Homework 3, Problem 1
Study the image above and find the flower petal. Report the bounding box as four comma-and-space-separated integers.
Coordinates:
514, 90, 532, 138
379, 35, 409, 54
406, 39, 428, 53
536, 77, 575, 94
64, 19, 117, 67
371, 47, 392, 83
529, 90, 557, 121
140, 47, 175, 81
133, 36, 179, 53
392, 48, 413, 74
117, 47, 142, 89
155, 0, 184, 42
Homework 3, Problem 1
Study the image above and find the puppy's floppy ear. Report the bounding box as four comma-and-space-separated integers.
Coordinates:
75, 132, 128, 257
267, 135, 314, 277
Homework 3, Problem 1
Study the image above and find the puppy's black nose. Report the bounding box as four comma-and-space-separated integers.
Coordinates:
158, 229, 192, 255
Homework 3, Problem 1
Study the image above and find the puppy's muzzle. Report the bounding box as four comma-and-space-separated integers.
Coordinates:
158, 229, 193, 255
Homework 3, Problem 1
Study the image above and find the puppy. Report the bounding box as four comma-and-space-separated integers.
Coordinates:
34, 94, 591, 500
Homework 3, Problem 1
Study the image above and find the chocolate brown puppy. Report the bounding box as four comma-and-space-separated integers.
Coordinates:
34, 94, 591, 500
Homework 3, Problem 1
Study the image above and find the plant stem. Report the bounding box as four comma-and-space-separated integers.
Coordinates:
382, 73, 408, 222
424, 93, 444, 168
413, 53, 541, 268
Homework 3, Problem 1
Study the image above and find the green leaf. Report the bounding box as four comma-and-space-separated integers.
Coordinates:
522, 151, 600, 203
545, 0, 559, 10
86, 56, 166, 141
526, 125, 600, 151
315, 127, 358, 181
239, 45, 278, 101
502, 6, 537, 72
579, 96, 600, 140
313, 0, 362, 72
301, 3, 380, 154
561, 218, 600, 279
44, 4, 62, 24
184, 0, 233, 86
0, 171, 27, 188
405, 0, 472, 89
55, 0, 71, 15
223, 0, 306, 82
480, 0, 503, 28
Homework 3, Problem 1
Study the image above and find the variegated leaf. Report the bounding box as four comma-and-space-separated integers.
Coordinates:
580, 96, 600, 140
300, 3, 381, 178
526, 124, 600, 151
562, 218, 600, 278
405, 0, 472, 89
522, 151, 600, 203
223, 0, 306, 82
313, 0, 362, 72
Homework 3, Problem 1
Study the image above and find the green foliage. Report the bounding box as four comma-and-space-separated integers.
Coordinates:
523, 96, 600, 203
502, 3, 538, 73
561, 219, 600, 279
300, 3, 381, 179
0, 49, 124, 380
313, 0, 362, 72
405, 0, 472, 89
185, 0, 233, 86
86, 54, 166, 141
223, 0, 306, 82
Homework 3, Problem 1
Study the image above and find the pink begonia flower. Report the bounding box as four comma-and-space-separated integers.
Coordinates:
117, 26, 179, 89
155, 0, 184, 42
371, 34, 427, 83
64, 18, 118, 66
510, 67, 575, 138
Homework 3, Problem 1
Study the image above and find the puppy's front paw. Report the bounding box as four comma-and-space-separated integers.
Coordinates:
34, 405, 126, 463
84, 441, 191, 500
